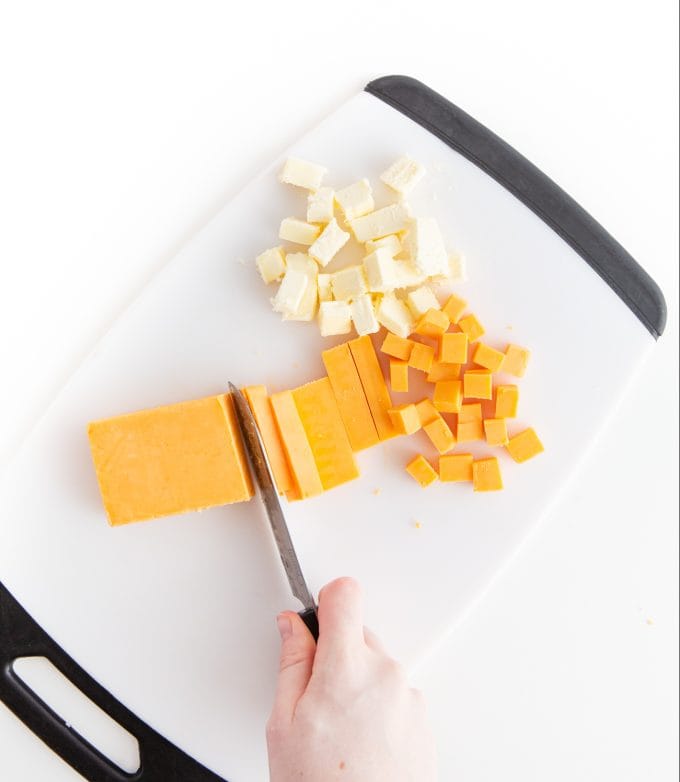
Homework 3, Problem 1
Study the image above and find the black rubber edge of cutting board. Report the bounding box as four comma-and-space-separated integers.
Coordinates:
366, 75, 667, 339
0, 581, 227, 781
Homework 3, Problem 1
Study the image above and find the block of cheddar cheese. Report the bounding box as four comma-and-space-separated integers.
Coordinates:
348, 335, 398, 441
244, 385, 295, 495
87, 394, 254, 526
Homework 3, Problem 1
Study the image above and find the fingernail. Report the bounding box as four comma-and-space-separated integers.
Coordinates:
276, 613, 292, 640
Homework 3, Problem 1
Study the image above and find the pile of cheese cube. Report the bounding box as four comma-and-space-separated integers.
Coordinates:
254, 156, 466, 338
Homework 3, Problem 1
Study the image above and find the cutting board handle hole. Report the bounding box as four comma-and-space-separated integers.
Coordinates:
12, 656, 141, 775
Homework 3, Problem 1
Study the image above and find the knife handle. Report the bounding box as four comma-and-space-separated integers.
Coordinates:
298, 607, 319, 641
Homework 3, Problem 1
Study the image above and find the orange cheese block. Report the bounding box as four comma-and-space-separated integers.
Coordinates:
426, 361, 461, 383
414, 308, 450, 338
458, 313, 485, 342
459, 402, 483, 423
433, 380, 462, 414
293, 378, 359, 491
471, 342, 505, 372
442, 293, 467, 324
439, 453, 473, 482
322, 342, 380, 451
388, 403, 422, 435
463, 369, 493, 400
244, 385, 295, 495
348, 335, 398, 441
438, 332, 468, 364
270, 390, 324, 499
408, 342, 435, 373
457, 418, 485, 442
423, 416, 456, 454
472, 457, 504, 491
495, 385, 519, 418
406, 454, 439, 488
503, 344, 530, 377
381, 332, 414, 361
415, 397, 439, 426
483, 417, 509, 446
506, 427, 544, 463
87, 394, 254, 526
390, 359, 409, 393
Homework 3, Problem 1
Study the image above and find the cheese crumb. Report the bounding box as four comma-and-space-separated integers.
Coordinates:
279, 217, 320, 246
376, 293, 415, 338
414, 520, 423, 529
372, 487, 381, 496
308, 218, 350, 267
307, 187, 335, 224
350, 203, 410, 242
255, 247, 286, 284
406, 285, 440, 318
272, 270, 308, 317
279, 157, 327, 190
351, 294, 380, 335
381, 156, 426, 195
335, 179, 375, 220
318, 301, 352, 336
403, 217, 449, 276
364, 248, 400, 293
331, 265, 368, 302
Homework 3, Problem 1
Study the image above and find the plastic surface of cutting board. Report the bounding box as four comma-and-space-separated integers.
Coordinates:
0, 76, 666, 781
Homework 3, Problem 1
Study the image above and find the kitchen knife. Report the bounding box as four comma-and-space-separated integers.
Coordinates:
228, 383, 319, 641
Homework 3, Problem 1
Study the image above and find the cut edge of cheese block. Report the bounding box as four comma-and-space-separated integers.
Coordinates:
322, 342, 380, 451
292, 377, 359, 491
348, 335, 398, 441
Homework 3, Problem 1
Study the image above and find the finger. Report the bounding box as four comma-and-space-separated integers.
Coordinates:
269, 611, 317, 723
363, 625, 386, 654
315, 577, 364, 660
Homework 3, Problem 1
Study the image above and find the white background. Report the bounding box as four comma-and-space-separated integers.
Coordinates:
0, 1, 677, 780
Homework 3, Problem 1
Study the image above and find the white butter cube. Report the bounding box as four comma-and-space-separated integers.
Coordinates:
380, 155, 426, 195
285, 252, 318, 276
406, 285, 440, 318
308, 218, 350, 267
317, 273, 333, 302
351, 294, 380, 335
376, 293, 415, 338
279, 158, 327, 190
331, 265, 368, 302
318, 301, 352, 336
272, 269, 309, 316
307, 187, 335, 224
393, 260, 428, 289
349, 203, 410, 242
365, 234, 402, 257
284, 276, 318, 322
403, 217, 449, 276
335, 179, 374, 220
364, 248, 400, 293
255, 246, 286, 284
279, 217, 320, 246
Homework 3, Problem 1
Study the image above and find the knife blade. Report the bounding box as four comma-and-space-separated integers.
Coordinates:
228, 383, 318, 640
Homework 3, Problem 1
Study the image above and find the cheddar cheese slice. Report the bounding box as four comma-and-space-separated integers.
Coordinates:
87, 394, 253, 526
243, 385, 295, 495
270, 390, 324, 499
348, 335, 398, 441
293, 377, 359, 491
322, 342, 380, 451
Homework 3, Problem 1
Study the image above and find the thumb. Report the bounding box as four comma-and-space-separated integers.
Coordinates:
270, 611, 317, 722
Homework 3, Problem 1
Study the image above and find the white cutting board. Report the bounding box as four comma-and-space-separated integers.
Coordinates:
0, 85, 659, 781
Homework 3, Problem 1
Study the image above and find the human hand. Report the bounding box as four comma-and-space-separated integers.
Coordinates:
266, 577, 437, 781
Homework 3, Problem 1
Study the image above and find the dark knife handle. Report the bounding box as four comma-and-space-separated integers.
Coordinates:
298, 608, 319, 641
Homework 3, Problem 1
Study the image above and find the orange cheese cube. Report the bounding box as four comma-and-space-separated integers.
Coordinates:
433, 380, 462, 413
423, 416, 456, 454
483, 417, 509, 446
442, 293, 467, 324
405, 454, 439, 488
506, 427, 544, 463
349, 335, 398, 441
408, 342, 435, 373
457, 418, 484, 442
463, 370, 493, 399
458, 313, 485, 342
270, 391, 324, 499
439, 453, 474, 482
472, 342, 505, 372
88, 395, 254, 526
388, 403, 422, 435
322, 342, 379, 451
293, 377, 359, 491
381, 332, 414, 361
503, 344, 530, 377
472, 457, 504, 491
414, 308, 450, 338
415, 397, 439, 426
459, 402, 482, 423
390, 359, 409, 393
438, 332, 468, 364
426, 361, 461, 383
495, 385, 519, 418
244, 385, 295, 495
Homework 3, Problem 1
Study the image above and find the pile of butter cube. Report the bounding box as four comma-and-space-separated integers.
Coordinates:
254, 156, 466, 338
